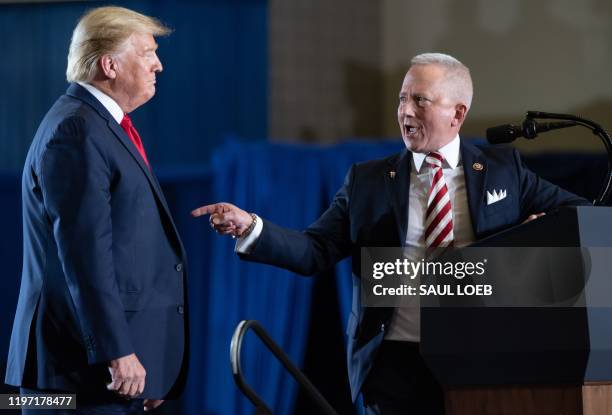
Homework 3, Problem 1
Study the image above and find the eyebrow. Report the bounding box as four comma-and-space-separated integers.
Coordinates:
143, 43, 159, 52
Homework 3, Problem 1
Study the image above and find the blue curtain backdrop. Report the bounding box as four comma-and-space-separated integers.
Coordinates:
1, 137, 607, 414
172, 139, 405, 414
0, 0, 267, 172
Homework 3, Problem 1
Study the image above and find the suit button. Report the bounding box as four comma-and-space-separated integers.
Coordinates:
177, 305, 184, 314
175, 263, 183, 272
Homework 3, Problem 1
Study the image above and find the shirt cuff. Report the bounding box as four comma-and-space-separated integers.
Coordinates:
235, 214, 263, 254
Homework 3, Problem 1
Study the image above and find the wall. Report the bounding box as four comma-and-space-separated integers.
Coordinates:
268, 0, 381, 142
269, 0, 612, 153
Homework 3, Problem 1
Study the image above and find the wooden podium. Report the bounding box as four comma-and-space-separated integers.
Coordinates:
420, 207, 612, 415
445, 383, 612, 415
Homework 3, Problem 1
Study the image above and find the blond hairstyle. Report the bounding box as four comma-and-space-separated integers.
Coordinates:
66, 6, 171, 83
411, 52, 473, 110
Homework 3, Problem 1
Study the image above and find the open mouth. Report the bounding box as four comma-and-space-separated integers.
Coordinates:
404, 123, 419, 137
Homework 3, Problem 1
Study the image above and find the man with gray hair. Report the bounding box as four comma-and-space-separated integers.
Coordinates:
192, 52, 588, 413
6, 6, 188, 414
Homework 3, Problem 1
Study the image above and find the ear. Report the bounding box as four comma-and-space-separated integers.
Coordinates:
451, 103, 468, 127
98, 54, 118, 80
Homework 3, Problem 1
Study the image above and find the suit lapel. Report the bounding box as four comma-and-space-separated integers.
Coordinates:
66, 83, 165, 196
107, 115, 186, 258
383, 142, 487, 245
66, 83, 186, 258
384, 150, 410, 246
107, 121, 164, 193
460, 141, 487, 234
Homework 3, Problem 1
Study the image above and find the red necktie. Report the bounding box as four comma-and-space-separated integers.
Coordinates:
424, 152, 454, 248
120, 114, 150, 168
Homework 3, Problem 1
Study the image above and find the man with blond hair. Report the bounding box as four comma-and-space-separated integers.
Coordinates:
193, 53, 588, 413
5, 6, 188, 414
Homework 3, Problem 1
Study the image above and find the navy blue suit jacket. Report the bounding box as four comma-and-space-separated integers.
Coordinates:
240, 141, 590, 401
5, 84, 188, 399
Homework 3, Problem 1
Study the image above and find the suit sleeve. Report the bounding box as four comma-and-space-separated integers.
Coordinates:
239, 165, 355, 275
515, 149, 591, 217
39, 116, 133, 364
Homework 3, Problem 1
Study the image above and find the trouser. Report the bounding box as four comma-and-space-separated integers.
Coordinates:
361, 340, 445, 415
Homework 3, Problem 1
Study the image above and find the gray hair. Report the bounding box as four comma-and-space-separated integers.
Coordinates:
410, 52, 473, 109
66, 6, 171, 83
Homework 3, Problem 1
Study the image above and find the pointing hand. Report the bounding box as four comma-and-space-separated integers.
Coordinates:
191, 202, 253, 238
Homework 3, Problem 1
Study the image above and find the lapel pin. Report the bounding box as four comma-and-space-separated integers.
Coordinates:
472, 162, 484, 171
389, 170, 396, 179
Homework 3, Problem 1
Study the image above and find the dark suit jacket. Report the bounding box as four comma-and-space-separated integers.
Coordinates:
240, 141, 590, 401
5, 83, 188, 399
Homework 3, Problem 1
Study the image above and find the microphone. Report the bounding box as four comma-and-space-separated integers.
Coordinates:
486, 118, 577, 144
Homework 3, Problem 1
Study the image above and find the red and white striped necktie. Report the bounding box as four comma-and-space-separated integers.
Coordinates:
424, 152, 454, 248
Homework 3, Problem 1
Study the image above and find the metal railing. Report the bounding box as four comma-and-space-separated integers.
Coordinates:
230, 320, 339, 415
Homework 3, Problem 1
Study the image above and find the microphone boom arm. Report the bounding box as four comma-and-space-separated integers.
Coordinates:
525, 111, 612, 206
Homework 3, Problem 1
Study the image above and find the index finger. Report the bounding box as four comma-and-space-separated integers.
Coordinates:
191, 204, 225, 217
106, 379, 122, 391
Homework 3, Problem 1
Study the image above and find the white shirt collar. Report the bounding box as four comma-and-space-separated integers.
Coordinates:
78, 82, 124, 124
412, 134, 461, 173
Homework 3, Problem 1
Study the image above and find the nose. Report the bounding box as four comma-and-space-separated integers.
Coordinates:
399, 100, 415, 118
153, 53, 163, 73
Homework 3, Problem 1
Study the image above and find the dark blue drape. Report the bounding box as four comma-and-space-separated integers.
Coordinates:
1, 139, 607, 414
170, 138, 404, 414
0, 0, 267, 172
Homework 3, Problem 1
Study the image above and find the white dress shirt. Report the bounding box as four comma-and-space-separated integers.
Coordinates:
237, 135, 475, 342
385, 134, 475, 341
78, 82, 124, 124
